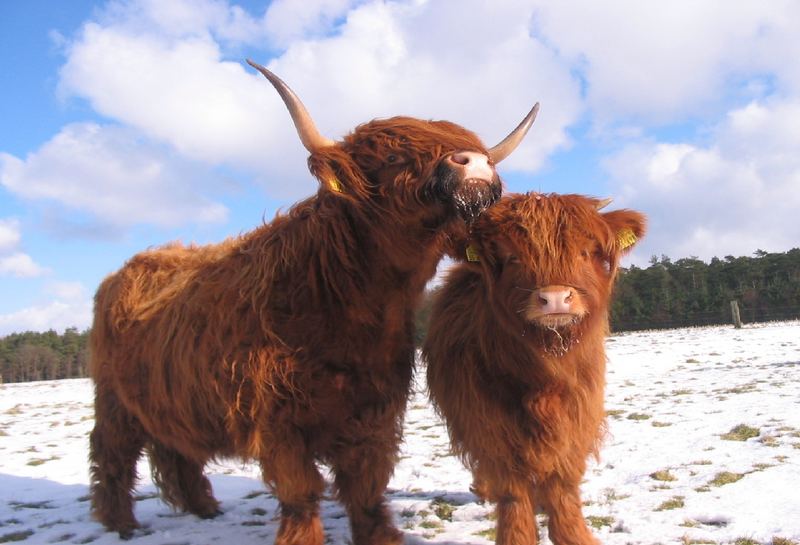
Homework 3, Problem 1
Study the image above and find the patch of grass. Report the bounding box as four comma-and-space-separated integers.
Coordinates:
691, 460, 713, 465
627, 413, 651, 421
400, 508, 415, 518
758, 435, 780, 447
752, 463, 774, 472
473, 527, 496, 541
134, 493, 159, 502
10, 501, 52, 511
656, 496, 685, 511
772, 538, 798, 545
4, 405, 24, 416
720, 384, 758, 395
681, 537, 717, 545
606, 409, 625, 418
652, 421, 673, 427
673, 389, 693, 395
242, 490, 266, 499
722, 424, 760, 441
602, 488, 631, 502
709, 471, 744, 487
733, 538, 761, 545
0, 530, 34, 543
586, 515, 615, 529
250, 508, 267, 516
431, 497, 456, 522
37, 519, 68, 529
685, 358, 700, 363
26, 456, 57, 467
419, 519, 443, 530
680, 519, 700, 528
650, 469, 677, 482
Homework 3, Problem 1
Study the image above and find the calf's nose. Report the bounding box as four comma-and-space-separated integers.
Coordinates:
536, 288, 574, 314
446, 151, 494, 181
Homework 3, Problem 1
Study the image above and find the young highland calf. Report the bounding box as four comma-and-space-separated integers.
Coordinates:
88, 60, 538, 545
425, 193, 646, 545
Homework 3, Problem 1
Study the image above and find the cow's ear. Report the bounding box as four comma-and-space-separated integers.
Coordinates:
603, 209, 646, 255
308, 147, 371, 199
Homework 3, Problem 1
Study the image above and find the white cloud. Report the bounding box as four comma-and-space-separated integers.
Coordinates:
57, 0, 582, 198
0, 253, 48, 278
99, 0, 265, 44
263, 0, 359, 47
0, 298, 93, 337
46, 281, 88, 301
0, 218, 22, 252
0, 123, 228, 230
0, 218, 46, 278
532, 0, 800, 124
604, 98, 800, 263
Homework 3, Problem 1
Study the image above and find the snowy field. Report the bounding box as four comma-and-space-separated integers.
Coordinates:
1, 321, 799, 545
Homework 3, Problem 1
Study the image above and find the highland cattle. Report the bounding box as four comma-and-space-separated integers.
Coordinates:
88, 59, 538, 545
425, 193, 645, 545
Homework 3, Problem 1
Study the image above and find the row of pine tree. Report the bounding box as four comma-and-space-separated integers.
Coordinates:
2, 248, 799, 383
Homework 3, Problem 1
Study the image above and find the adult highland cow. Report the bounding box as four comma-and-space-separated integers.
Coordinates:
425, 193, 645, 545
88, 59, 538, 545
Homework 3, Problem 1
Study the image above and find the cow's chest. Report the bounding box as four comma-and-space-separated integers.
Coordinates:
280, 360, 413, 453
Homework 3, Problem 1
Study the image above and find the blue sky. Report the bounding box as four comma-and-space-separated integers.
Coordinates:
2, 0, 800, 335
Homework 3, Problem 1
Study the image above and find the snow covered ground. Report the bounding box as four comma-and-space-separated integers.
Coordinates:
1, 321, 799, 545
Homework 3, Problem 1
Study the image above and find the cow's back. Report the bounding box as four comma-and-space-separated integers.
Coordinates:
90, 238, 251, 456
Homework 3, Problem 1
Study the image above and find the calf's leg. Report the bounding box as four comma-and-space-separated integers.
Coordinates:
147, 442, 220, 518
535, 472, 597, 545
89, 386, 146, 539
480, 474, 538, 545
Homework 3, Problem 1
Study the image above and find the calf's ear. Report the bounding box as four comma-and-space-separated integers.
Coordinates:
602, 209, 647, 254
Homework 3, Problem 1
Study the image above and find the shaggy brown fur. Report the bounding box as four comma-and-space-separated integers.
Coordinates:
424, 193, 646, 545
89, 115, 505, 545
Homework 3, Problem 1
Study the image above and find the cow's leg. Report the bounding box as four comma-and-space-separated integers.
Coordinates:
89, 385, 146, 539
329, 420, 403, 545
534, 470, 597, 545
478, 470, 538, 545
261, 435, 326, 545
147, 442, 220, 519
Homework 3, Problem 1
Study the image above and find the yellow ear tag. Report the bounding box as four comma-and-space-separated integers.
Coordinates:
466, 244, 481, 262
617, 228, 637, 250
327, 176, 343, 193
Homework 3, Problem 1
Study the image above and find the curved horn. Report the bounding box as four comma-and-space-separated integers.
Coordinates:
596, 197, 613, 210
247, 59, 335, 152
488, 102, 540, 164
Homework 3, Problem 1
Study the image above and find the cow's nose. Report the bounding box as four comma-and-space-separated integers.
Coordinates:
536, 288, 574, 314
446, 151, 494, 180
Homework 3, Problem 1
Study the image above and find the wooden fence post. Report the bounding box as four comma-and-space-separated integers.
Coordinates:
730, 300, 743, 329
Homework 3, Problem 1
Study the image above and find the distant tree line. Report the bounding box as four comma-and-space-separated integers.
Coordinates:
0, 328, 89, 384
611, 248, 800, 331
3, 249, 799, 383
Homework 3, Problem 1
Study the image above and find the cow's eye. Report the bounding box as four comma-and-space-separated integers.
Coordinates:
386, 154, 398, 164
